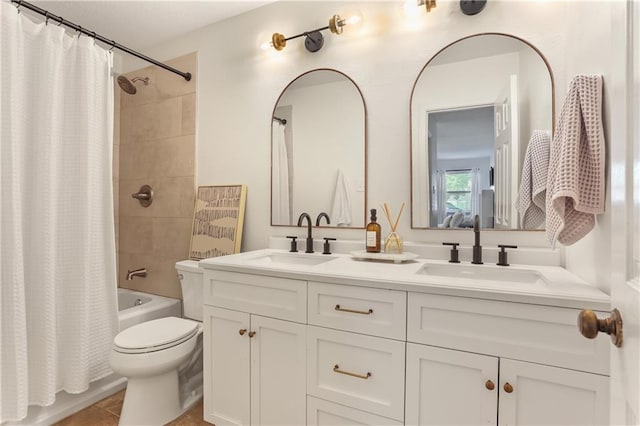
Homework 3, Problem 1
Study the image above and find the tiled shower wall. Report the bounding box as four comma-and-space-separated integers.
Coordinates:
117, 52, 197, 299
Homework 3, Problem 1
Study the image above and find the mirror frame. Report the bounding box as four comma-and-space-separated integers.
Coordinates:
409, 32, 555, 231
270, 68, 368, 229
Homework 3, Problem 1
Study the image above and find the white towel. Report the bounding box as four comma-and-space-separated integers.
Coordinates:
546, 75, 605, 247
517, 131, 551, 229
331, 170, 353, 226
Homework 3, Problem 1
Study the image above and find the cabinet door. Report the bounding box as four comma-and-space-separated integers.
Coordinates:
406, 343, 499, 425
307, 396, 403, 426
250, 315, 306, 426
498, 359, 609, 426
204, 306, 250, 426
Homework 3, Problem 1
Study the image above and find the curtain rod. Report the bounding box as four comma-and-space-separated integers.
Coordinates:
273, 116, 287, 125
10, 0, 192, 81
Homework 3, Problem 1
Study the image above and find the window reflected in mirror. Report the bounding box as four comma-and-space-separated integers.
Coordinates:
410, 33, 554, 230
271, 69, 367, 228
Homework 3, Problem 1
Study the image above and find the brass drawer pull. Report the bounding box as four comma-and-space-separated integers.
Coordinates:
334, 304, 373, 315
248, 331, 256, 338
485, 380, 495, 390
239, 328, 247, 336
503, 382, 514, 393
333, 364, 371, 380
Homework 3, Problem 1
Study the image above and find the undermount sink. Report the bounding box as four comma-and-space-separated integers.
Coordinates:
417, 263, 548, 285
246, 252, 337, 267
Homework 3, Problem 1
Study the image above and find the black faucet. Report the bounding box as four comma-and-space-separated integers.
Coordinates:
316, 212, 330, 226
297, 213, 314, 253
471, 214, 483, 264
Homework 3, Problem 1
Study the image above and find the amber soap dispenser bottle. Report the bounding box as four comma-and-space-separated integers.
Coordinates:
366, 208, 381, 253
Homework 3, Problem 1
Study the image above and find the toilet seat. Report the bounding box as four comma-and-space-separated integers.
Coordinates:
114, 317, 199, 354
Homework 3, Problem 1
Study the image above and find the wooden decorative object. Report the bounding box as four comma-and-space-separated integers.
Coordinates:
382, 202, 405, 253
189, 185, 247, 260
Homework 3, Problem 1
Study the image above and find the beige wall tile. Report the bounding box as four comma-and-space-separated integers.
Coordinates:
112, 144, 120, 179
119, 252, 183, 299
129, 97, 182, 142
152, 218, 192, 259
120, 137, 194, 180
182, 93, 196, 136
119, 142, 152, 180
119, 216, 153, 255
180, 176, 196, 218
116, 54, 196, 300
120, 177, 185, 218
119, 105, 133, 145
148, 136, 195, 178
156, 53, 197, 99
117, 252, 131, 286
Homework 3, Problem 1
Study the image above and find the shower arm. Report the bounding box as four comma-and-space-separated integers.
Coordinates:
11, 0, 192, 82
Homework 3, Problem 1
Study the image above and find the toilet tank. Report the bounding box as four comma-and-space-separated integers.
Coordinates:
175, 260, 203, 321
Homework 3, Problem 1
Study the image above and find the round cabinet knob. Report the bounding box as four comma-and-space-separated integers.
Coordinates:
485, 380, 495, 390
248, 331, 256, 338
577, 308, 623, 348
503, 382, 514, 393
239, 329, 247, 336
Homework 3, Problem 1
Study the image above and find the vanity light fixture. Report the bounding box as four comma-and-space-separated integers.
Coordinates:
460, 0, 487, 15
417, 0, 437, 12
264, 13, 362, 53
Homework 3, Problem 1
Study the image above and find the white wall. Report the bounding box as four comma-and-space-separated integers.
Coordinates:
518, 45, 554, 165
121, 0, 619, 292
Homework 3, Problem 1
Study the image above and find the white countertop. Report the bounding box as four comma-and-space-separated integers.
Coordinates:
199, 249, 610, 311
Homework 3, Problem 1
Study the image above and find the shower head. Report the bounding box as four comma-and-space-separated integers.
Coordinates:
117, 75, 150, 95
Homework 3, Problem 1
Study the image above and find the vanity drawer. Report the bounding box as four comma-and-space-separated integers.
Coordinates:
307, 326, 405, 421
407, 292, 609, 375
308, 282, 406, 340
203, 270, 306, 323
307, 396, 403, 426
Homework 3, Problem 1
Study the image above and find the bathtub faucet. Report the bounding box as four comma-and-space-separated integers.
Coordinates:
126, 268, 147, 280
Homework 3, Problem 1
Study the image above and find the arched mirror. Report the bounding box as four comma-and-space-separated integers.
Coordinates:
410, 33, 553, 230
271, 69, 367, 228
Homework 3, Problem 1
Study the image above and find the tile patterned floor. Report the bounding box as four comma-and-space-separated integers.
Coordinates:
53, 390, 212, 425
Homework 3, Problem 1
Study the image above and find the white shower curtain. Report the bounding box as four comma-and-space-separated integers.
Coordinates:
271, 122, 290, 225
1, 3, 118, 422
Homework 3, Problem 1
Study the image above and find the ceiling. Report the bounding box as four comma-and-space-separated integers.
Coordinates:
20, 1, 273, 51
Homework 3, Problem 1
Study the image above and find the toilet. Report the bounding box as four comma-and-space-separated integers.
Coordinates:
109, 260, 204, 425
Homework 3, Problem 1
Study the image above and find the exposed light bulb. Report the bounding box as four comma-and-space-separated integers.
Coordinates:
345, 15, 361, 26
260, 41, 273, 51
329, 10, 363, 36
403, 0, 420, 16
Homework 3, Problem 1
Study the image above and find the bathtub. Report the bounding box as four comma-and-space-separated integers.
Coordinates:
8, 289, 182, 426
118, 288, 182, 330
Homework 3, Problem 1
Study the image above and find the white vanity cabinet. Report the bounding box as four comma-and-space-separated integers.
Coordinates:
200, 250, 612, 426
406, 292, 610, 426
306, 281, 408, 423
202, 270, 307, 426
405, 344, 499, 425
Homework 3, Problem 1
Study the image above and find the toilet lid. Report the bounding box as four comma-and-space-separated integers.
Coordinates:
114, 317, 199, 353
